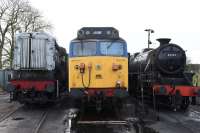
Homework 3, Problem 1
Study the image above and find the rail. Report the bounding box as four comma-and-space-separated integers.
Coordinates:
0, 105, 22, 123
33, 110, 49, 133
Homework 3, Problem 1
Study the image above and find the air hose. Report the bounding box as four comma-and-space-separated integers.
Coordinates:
81, 67, 91, 89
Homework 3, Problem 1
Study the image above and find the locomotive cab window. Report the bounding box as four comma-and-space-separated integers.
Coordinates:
100, 41, 125, 56
72, 42, 96, 56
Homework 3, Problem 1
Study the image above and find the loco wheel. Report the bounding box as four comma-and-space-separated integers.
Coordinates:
180, 97, 190, 110
180, 103, 189, 110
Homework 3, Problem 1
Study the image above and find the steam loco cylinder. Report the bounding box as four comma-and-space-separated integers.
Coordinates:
129, 38, 186, 75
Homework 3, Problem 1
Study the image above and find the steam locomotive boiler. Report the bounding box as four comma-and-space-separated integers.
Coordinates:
129, 38, 200, 110
7, 32, 67, 104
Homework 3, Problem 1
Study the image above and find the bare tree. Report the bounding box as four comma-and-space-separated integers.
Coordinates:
0, 0, 11, 68
19, 6, 52, 32
0, 0, 52, 68
0, 0, 27, 68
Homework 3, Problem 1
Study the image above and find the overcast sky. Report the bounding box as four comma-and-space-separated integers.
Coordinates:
30, 0, 200, 63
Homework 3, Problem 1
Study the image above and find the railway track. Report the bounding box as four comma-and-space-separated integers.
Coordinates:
0, 104, 50, 133
63, 101, 149, 133
0, 105, 22, 123
33, 110, 49, 133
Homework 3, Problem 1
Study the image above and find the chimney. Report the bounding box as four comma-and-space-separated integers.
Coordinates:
157, 38, 171, 46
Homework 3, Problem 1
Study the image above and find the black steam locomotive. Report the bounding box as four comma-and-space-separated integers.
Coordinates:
129, 38, 200, 110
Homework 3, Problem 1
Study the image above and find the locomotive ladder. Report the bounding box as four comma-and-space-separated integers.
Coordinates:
138, 61, 159, 120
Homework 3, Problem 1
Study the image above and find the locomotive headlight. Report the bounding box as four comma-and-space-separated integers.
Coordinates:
95, 64, 101, 70
116, 80, 123, 88
85, 30, 90, 35
112, 63, 122, 71
106, 30, 111, 35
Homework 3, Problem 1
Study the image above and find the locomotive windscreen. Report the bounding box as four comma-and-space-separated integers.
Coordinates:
71, 42, 97, 56
70, 41, 127, 57
157, 44, 186, 74
99, 41, 125, 56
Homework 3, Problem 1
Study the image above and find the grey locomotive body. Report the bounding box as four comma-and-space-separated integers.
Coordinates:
7, 32, 67, 104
